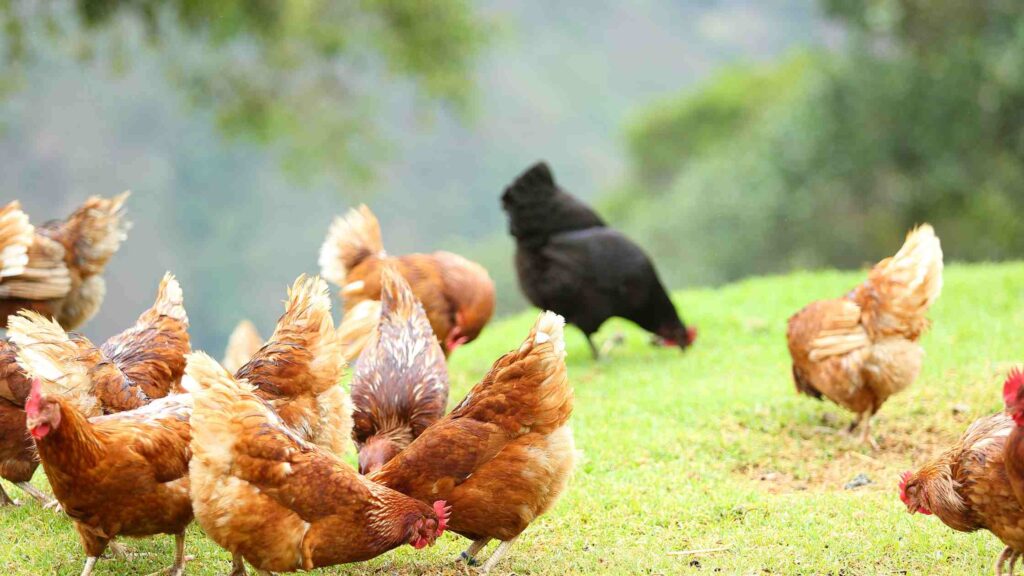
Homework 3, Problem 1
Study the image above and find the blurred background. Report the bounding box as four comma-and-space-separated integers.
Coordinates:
3, 0, 1021, 351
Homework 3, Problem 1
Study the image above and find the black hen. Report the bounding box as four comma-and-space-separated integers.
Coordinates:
501, 162, 696, 358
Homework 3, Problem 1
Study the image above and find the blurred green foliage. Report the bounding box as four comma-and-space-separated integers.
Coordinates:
0, 0, 485, 183
606, 0, 1024, 289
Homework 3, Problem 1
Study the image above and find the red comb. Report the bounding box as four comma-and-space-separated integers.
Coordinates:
686, 326, 697, 345
24, 379, 44, 417
1004, 368, 1024, 410
433, 500, 450, 535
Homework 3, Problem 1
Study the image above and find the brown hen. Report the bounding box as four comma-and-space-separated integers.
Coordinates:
787, 224, 943, 447
900, 413, 1024, 575
24, 378, 193, 576
319, 204, 495, 360
184, 351, 447, 575
351, 266, 448, 474
0, 194, 129, 331
371, 311, 575, 573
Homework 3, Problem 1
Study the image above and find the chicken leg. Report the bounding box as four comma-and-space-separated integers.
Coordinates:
0, 483, 18, 506
16, 481, 58, 509
229, 553, 248, 576
144, 532, 187, 576
997, 547, 1021, 576
459, 538, 491, 566
80, 557, 98, 576
857, 412, 879, 450
585, 335, 600, 360
479, 536, 519, 574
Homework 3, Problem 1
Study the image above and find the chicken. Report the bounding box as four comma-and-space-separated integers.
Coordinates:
501, 162, 695, 359
0, 193, 130, 331
899, 413, 1024, 575
351, 266, 448, 474
787, 224, 943, 447
319, 204, 495, 360
371, 311, 575, 573
23, 377, 193, 576
9, 272, 190, 416
222, 319, 263, 373
1, 273, 188, 508
184, 351, 448, 575
234, 275, 352, 457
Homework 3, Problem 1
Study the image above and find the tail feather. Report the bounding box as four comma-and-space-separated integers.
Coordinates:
183, 351, 255, 475
152, 272, 188, 324
318, 205, 384, 287
59, 191, 131, 276
0, 201, 33, 279
859, 224, 944, 338
8, 310, 99, 416
337, 299, 381, 363
236, 275, 343, 397
222, 320, 263, 374
452, 311, 571, 435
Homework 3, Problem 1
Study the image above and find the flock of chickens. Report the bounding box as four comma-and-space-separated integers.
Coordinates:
0, 161, 1018, 575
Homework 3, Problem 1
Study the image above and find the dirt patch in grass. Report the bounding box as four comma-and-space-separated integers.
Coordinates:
737, 410, 979, 495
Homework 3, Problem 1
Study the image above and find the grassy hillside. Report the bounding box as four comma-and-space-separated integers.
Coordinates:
3, 262, 1023, 575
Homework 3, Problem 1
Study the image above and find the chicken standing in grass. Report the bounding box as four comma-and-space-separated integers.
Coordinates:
319, 204, 495, 360
23, 377, 194, 576
350, 266, 448, 474
501, 162, 695, 359
787, 224, 943, 447
184, 351, 448, 575
0, 194, 129, 331
371, 311, 575, 573
900, 411, 1024, 576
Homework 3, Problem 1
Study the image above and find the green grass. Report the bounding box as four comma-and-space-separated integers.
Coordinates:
4, 262, 1024, 575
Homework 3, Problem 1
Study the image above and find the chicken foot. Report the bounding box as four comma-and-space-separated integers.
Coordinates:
15, 481, 59, 509
143, 532, 188, 576
459, 538, 491, 566
842, 412, 879, 450
996, 546, 1021, 576
479, 535, 519, 574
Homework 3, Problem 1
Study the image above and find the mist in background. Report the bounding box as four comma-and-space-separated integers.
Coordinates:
1, 1, 830, 350
6, 1, 1020, 353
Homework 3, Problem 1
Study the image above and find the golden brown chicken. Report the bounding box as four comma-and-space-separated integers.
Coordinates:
9, 272, 190, 416
0, 194, 129, 330
222, 319, 263, 373
235, 275, 352, 457
1, 273, 188, 508
900, 413, 1024, 575
319, 204, 495, 360
371, 311, 575, 573
24, 377, 193, 576
351, 266, 448, 474
787, 224, 943, 447
184, 351, 448, 575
